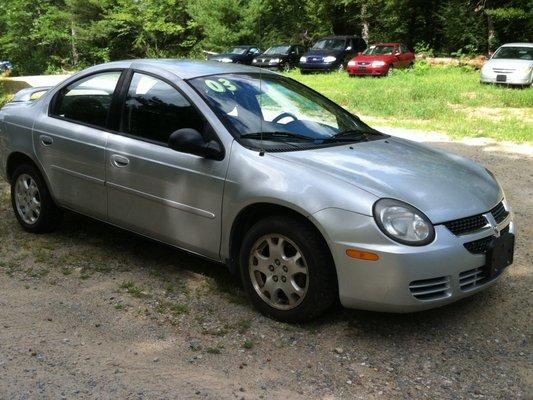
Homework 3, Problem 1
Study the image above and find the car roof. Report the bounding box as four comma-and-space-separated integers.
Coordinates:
85, 59, 277, 80
372, 42, 402, 46
500, 42, 533, 48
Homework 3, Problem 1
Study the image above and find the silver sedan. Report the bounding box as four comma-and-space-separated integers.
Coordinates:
480, 42, 533, 86
0, 60, 515, 322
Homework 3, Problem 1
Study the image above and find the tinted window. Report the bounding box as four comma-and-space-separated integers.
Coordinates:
123, 73, 204, 144
52, 71, 121, 128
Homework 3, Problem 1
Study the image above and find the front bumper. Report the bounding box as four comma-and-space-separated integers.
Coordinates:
312, 207, 514, 313
299, 62, 339, 72
480, 70, 532, 85
347, 65, 389, 76
253, 62, 282, 70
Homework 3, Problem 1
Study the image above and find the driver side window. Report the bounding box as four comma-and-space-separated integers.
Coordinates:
122, 73, 205, 144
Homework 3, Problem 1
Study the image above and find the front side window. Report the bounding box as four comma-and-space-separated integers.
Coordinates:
51, 71, 121, 128
229, 47, 248, 55
189, 73, 380, 151
122, 73, 204, 144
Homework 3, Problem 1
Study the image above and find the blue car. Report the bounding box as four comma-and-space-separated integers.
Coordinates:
0, 61, 13, 72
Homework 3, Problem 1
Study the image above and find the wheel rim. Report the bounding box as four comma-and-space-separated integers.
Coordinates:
283, 63, 290, 72
337, 64, 344, 72
248, 234, 309, 310
14, 174, 41, 225
387, 67, 393, 76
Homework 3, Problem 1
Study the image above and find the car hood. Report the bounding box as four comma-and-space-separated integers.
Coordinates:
484, 58, 533, 69
272, 137, 502, 223
354, 54, 394, 62
256, 54, 287, 60
304, 49, 342, 58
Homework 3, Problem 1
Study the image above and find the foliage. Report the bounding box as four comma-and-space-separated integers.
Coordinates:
0, 0, 531, 75
288, 66, 533, 143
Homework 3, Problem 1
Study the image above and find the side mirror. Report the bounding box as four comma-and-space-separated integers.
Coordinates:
168, 128, 224, 161
345, 46, 352, 51
357, 51, 362, 55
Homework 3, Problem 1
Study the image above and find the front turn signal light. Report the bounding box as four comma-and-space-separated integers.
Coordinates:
346, 248, 379, 261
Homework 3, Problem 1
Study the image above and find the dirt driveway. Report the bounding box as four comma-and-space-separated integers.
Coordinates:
0, 129, 531, 399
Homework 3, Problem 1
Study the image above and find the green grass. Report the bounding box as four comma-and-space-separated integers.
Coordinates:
287, 64, 533, 143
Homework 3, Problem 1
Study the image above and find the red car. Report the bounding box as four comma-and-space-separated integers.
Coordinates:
347, 43, 415, 77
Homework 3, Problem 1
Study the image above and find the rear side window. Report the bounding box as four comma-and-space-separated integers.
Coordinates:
51, 71, 121, 129
122, 73, 204, 144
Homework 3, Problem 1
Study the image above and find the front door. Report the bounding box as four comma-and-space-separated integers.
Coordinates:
33, 70, 123, 219
106, 72, 228, 259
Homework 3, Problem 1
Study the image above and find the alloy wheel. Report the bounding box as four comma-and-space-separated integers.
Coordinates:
248, 234, 309, 310
14, 174, 41, 225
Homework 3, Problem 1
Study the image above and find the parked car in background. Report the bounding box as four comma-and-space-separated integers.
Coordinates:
0, 60, 514, 322
209, 46, 262, 65
480, 43, 533, 87
252, 44, 306, 71
347, 43, 414, 77
299, 35, 366, 73
0, 61, 13, 72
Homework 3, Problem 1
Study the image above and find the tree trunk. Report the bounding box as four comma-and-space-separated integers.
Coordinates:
70, 22, 78, 67
361, 3, 369, 42
486, 12, 495, 55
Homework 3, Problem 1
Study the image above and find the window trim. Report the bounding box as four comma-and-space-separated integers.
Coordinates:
48, 68, 127, 133
116, 69, 224, 153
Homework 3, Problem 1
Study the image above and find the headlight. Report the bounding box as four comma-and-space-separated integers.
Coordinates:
371, 60, 386, 67
373, 199, 435, 246
252, 59, 258, 63
300, 56, 307, 63
324, 56, 336, 63
220, 58, 233, 63
347, 60, 356, 67
269, 58, 280, 64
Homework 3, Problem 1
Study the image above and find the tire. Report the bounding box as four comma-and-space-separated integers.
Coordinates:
386, 66, 394, 77
337, 63, 344, 73
239, 215, 338, 323
300, 70, 309, 75
281, 63, 290, 73
11, 164, 62, 233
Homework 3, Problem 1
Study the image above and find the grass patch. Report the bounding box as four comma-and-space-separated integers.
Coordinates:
155, 301, 189, 316
206, 346, 221, 354
119, 280, 150, 298
287, 64, 533, 143
242, 340, 253, 349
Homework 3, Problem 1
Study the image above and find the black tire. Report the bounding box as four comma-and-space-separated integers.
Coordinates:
10, 163, 62, 233
239, 215, 338, 323
300, 70, 309, 75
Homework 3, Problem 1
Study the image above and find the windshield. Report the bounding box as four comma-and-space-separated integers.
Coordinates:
311, 39, 346, 51
492, 46, 533, 60
264, 46, 291, 55
228, 47, 248, 55
189, 73, 377, 150
363, 45, 395, 55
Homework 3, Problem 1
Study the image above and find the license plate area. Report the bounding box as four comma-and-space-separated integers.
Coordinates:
358, 67, 366, 72
485, 232, 514, 277
496, 74, 507, 82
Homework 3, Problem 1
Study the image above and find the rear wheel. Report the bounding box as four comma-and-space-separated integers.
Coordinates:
11, 164, 62, 233
239, 216, 338, 322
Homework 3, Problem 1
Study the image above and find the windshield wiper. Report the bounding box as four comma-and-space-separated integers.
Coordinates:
322, 129, 370, 142
240, 131, 316, 141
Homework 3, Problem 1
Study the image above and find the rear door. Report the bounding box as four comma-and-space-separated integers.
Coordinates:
33, 70, 124, 219
105, 71, 229, 259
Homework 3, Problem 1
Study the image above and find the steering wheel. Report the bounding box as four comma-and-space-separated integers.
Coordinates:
272, 112, 298, 124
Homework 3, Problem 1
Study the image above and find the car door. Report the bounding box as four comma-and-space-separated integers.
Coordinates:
105, 71, 228, 259
33, 70, 124, 220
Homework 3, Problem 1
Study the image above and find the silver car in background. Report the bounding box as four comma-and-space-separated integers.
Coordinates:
0, 60, 515, 322
480, 42, 533, 86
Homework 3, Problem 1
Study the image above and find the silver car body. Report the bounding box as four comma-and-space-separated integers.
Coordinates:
480, 42, 533, 85
0, 60, 514, 312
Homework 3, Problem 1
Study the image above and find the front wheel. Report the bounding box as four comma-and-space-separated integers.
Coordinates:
386, 66, 394, 76
11, 164, 62, 233
239, 216, 338, 322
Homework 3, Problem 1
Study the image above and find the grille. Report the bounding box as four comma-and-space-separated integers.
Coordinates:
358, 62, 370, 66
444, 214, 487, 235
308, 57, 323, 63
490, 202, 509, 224
459, 267, 489, 290
493, 68, 515, 73
443, 201, 508, 236
409, 276, 450, 300
463, 225, 510, 254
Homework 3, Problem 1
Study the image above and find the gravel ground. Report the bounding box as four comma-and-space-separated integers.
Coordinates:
0, 129, 531, 399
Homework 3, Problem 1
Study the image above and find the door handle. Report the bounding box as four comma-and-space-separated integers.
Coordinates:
40, 135, 53, 146
111, 154, 130, 168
